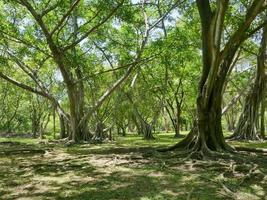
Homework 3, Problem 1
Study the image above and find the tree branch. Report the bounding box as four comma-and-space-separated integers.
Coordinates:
63, 0, 125, 51
0, 72, 49, 99
50, 0, 81, 36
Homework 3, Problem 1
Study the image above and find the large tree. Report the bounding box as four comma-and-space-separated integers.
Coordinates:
166, 0, 266, 157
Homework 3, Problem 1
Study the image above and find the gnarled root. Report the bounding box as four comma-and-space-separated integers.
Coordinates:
158, 127, 235, 160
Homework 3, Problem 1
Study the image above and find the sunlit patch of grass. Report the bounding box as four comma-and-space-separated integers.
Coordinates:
66, 132, 185, 155
114, 131, 186, 148
228, 140, 267, 149
0, 137, 38, 144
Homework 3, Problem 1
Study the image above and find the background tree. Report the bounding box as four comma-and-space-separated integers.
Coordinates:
231, 19, 267, 140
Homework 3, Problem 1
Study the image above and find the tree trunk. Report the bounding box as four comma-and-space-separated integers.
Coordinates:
225, 108, 236, 132
141, 120, 155, 140
67, 6, 89, 142
91, 121, 110, 142
173, 118, 181, 138
128, 122, 135, 133
230, 20, 267, 141
53, 106, 56, 139
117, 124, 126, 136
230, 89, 263, 140
58, 113, 67, 139
163, 108, 170, 133
260, 97, 266, 139
31, 107, 39, 138
67, 84, 89, 141
165, 105, 183, 138
165, 0, 265, 157
168, 79, 233, 157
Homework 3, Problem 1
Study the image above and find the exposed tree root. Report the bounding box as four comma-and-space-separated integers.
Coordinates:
158, 128, 236, 160
158, 129, 197, 152
238, 164, 258, 186
218, 181, 236, 199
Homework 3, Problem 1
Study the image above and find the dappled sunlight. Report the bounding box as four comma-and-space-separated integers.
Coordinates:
0, 136, 267, 199
1, 0, 267, 199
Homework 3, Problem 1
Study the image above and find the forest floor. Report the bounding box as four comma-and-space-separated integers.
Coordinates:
0, 133, 267, 200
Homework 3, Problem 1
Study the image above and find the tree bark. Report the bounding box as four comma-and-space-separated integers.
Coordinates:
260, 97, 266, 139
224, 107, 237, 132
141, 120, 155, 140
58, 113, 67, 139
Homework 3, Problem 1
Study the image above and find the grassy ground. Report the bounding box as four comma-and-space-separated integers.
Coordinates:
0, 132, 267, 200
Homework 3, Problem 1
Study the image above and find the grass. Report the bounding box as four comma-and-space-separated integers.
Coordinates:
0, 132, 267, 200
0, 137, 38, 144
115, 132, 187, 147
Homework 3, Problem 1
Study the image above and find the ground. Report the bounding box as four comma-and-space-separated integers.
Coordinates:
0, 133, 267, 200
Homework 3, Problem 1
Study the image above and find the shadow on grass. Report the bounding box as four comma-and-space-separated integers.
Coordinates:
0, 136, 267, 200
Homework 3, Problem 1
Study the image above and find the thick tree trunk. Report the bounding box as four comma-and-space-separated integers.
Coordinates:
167, 80, 233, 157
194, 86, 231, 152
67, 84, 89, 141
165, 0, 265, 157
167, 40, 240, 156
168, 50, 239, 156
67, 7, 89, 142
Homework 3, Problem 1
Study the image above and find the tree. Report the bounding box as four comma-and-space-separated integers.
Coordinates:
230, 17, 267, 140
166, 0, 266, 157
0, 0, 176, 141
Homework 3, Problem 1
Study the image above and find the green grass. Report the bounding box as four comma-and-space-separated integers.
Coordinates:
114, 132, 186, 147
0, 133, 267, 200
0, 137, 38, 144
